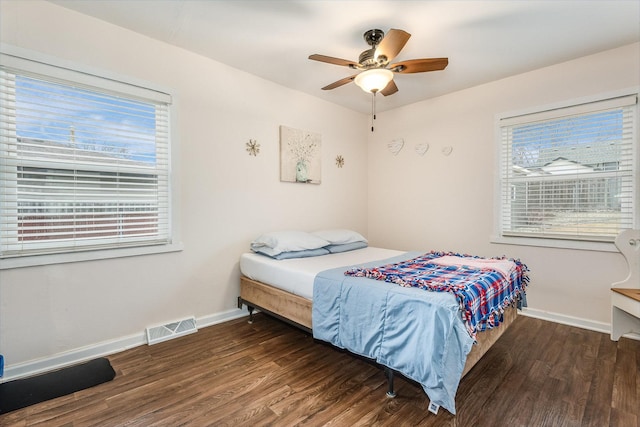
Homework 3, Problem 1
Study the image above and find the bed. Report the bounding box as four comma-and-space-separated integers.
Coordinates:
237, 231, 528, 414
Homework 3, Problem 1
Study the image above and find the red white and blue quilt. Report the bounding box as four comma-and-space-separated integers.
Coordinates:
344, 251, 529, 340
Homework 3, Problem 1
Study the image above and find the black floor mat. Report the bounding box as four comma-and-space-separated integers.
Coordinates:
0, 357, 116, 414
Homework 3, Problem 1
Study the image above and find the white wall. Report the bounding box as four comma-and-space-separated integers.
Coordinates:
367, 43, 640, 329
0, 1, 369, 375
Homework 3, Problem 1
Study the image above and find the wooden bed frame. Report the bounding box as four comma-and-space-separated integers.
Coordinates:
238, 275, 517, 378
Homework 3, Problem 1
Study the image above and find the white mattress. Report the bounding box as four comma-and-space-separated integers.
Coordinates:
239, 247, 404, 300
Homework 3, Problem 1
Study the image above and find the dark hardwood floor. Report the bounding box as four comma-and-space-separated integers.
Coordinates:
1, 313, 638, 426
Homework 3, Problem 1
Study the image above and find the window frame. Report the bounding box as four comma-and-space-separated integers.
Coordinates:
0, 45, 182, 269
492, 88, 639, 252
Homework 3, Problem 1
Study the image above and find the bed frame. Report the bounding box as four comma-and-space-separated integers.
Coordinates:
238, 275, 517, 390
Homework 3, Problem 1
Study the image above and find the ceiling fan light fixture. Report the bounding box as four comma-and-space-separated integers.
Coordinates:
354, 68, 393, 93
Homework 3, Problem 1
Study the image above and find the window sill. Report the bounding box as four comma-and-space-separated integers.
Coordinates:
0, 242, 184, 270
490, 235, 618, 252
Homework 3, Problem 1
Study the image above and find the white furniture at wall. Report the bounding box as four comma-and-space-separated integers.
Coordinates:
610, 229, 640, 341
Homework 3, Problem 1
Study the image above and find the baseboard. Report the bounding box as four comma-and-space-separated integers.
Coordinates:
2, 307, 248, 383
520, 307, 640, 341
5, 306, 636, 383
197, 307, 248, 329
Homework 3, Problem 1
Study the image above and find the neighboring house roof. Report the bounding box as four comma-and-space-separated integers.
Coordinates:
16, 137, 152, 169
536, 142, 621, 167
541, 157, 594, 175
513, 140, 622, 176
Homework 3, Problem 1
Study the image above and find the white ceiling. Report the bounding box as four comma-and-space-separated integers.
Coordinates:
49, 0, 640, 114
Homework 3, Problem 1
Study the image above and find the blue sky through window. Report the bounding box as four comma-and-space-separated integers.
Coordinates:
15, 75, 157, 164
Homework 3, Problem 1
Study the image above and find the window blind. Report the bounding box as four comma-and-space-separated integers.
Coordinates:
0, 61, 171, 258
498, 95, 637, 242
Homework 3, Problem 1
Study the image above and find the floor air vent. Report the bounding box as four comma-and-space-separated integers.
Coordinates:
146, 317, 197, 345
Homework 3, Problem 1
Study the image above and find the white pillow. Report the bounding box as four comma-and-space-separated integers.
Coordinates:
250, 231, 330, 256
312, 229, 367, 245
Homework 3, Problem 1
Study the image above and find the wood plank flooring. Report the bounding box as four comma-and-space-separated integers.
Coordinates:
1, 313, 638, 426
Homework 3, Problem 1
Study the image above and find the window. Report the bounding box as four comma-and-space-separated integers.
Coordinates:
0, 53, 172, 260
497, 93, 638, 245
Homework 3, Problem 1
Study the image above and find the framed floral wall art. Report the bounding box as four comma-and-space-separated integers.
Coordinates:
280, 125, 321, 184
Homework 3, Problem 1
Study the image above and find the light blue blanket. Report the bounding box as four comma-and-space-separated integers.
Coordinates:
312, 252, 474, 414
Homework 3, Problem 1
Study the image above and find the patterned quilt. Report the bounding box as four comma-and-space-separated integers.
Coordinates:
345, 251, 529, 340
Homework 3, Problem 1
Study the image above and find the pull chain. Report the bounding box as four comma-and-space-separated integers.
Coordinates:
371, 91, 377, 132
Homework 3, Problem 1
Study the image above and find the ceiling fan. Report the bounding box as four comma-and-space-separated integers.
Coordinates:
309, 28, 448, 96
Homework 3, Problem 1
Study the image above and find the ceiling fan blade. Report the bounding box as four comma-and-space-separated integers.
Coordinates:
321, 75, 358, 90
309, 54, 359, 68
381, 80, 398, 96
390, 58, 449, 73
375, 29, 410, 63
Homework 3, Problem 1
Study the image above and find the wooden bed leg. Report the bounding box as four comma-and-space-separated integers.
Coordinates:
385, 367, 397, 398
